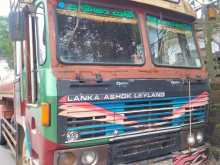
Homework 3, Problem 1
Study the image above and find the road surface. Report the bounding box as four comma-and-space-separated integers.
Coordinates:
0, 145, 15, 165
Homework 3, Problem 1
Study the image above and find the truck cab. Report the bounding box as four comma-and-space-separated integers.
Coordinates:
6, 0, 209, 165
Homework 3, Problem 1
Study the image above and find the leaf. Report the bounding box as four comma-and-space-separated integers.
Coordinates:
0, 16, 13, 68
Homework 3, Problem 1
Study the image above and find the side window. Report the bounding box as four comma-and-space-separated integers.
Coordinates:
29, 15, 38, 103
36, 4, 46, 65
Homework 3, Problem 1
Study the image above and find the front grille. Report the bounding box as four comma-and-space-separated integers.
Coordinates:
108, 132, 180, 165
58, 92, 208, 142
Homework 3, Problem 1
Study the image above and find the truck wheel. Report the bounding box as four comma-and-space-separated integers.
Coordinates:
0, 119, 6, 145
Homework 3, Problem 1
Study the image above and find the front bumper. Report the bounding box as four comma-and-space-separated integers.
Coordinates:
54, 141, 208, 165
173, 144, 209, 165
125, 144, 209, 165
54, 144, 208, 165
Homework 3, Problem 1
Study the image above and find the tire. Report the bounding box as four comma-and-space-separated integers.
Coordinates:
0, 119, 6, 145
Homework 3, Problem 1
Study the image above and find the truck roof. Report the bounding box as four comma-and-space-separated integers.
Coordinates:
130, 0, 195, 17
19, 0, 195, 18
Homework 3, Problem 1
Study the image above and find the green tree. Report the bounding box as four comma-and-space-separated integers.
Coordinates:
0, 16, 13, 68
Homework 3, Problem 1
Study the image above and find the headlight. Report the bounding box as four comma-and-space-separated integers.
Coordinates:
58, 152, 76, 165
187, 134, 196, 146
81, 151, 98, 165
196, 132, 204, 144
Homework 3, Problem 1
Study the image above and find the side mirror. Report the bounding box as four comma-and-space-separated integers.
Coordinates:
8, 11, 25, 41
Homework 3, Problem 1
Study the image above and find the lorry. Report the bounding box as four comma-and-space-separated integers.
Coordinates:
0, 0, 209, 164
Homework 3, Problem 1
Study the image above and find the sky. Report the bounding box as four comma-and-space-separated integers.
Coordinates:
0, 1, 10, 16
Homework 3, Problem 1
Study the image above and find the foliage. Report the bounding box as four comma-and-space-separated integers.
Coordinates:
0, 16, 13, 68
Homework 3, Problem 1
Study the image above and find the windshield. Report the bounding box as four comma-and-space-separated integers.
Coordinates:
146, 16, 202, 68
56, 2, 144, 65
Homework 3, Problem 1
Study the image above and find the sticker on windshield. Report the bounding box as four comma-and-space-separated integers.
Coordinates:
147, 16, 192, 33
57, 2, 135, 19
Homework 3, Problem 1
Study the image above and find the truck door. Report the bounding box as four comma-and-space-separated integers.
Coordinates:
26, 3, 46, 105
